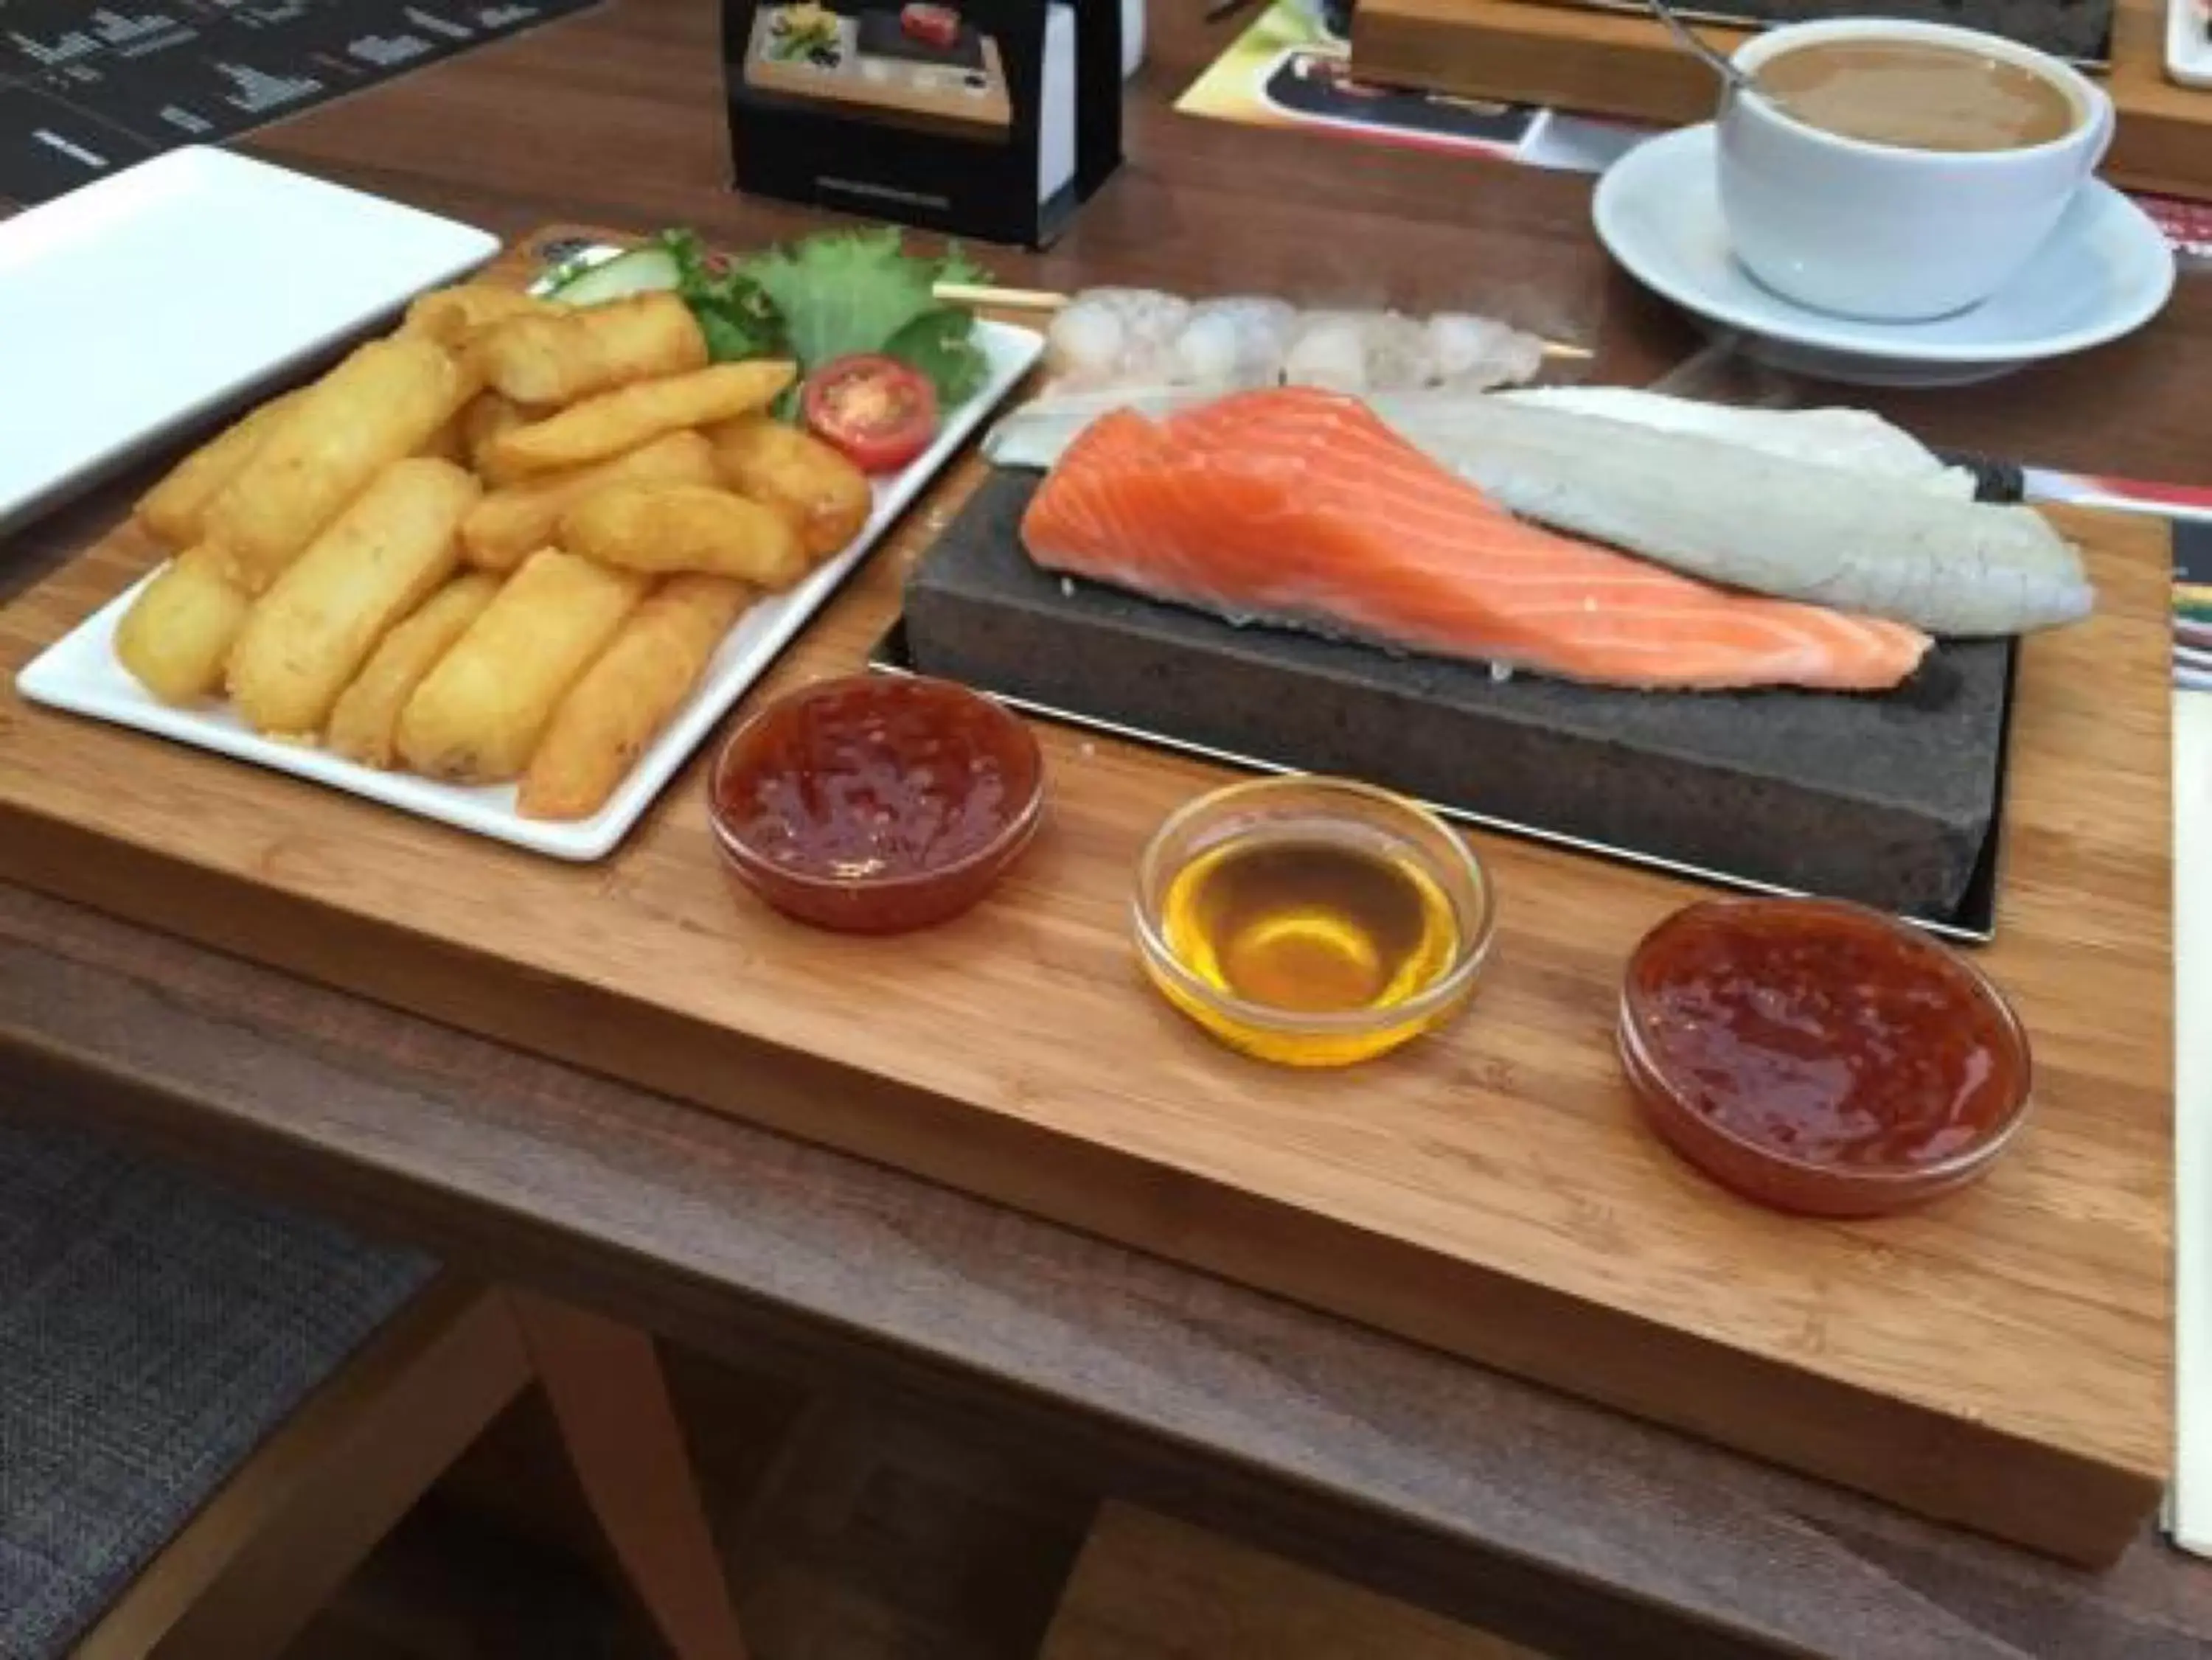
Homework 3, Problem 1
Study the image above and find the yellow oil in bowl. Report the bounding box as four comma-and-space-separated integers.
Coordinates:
1135, 778, 1495, 1067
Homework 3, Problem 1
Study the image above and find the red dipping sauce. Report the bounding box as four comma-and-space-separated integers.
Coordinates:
707, 674, 1043, 934
1618, 898, 2032, 1217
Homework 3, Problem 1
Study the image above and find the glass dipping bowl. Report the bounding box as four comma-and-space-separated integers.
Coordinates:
1132, 776, 1498, 1067
1618, 896, 2034, 1218
707, 674, 1044, 935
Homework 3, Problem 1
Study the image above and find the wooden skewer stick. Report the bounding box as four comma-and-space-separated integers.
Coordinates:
931, 281, 1595, 360
931, 282, 1071, 313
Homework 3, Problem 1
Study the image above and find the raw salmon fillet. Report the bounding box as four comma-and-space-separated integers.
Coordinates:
1018, 388, 1932, 691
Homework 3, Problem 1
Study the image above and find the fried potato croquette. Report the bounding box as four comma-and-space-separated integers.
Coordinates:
708, 415, 872, 558
420, 410, 471, 465
326, 572, 504, 768
97, 258, 830, 815
518, 575, 752, 821
461, 431, 719, 573
484, 360, 794, 478
203, 337, 479, 593
559, 484, 808, 590
226, 458, 481, 738
473, 292, 707, 405
459, 392, 532, 484
396, 549, 646, 783
113, 544, 254, 705
133, 392, 305, 549
400, 283, 561, 347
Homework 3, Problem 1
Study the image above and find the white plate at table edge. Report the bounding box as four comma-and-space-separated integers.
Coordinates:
0, 147, 500, 536
1593, 124, 2177, 388
17, 279, 1044, 862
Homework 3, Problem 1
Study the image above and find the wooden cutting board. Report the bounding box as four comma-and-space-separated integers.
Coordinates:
0, 230, 2174, 1565
1352, 0, 2212, 203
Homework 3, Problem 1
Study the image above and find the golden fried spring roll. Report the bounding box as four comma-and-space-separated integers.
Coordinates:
203, 336, 479, 594
461, 430, 718, 573
226, 458, 482, 737
400, 283, 560, 347
419, 410, 471, 465
395, 549, 645, 783
460, 392, 531, 484
518, 574, 752, 821
560, 484, 807, 589
112, 544, 253, 705
708, 414, 872, 558
484, 360, 794, 478
473, 292, 707, 405
133, 391, 303, 548
326, 572, 504, 768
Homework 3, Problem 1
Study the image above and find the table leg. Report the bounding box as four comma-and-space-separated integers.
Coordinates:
505, 1290, 752, 1660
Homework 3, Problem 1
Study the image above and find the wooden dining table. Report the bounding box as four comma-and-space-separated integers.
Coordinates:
4, 0, 2211, 1653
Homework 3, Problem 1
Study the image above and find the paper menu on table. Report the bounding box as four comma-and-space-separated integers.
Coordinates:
2175, 691, 2210, 1558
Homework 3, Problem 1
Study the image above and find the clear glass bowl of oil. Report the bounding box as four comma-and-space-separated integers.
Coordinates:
1132, 776, 1498, 1067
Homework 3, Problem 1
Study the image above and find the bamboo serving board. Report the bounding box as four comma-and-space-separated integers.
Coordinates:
1352, 0, 2212, 202
0, 234, 2174, 1565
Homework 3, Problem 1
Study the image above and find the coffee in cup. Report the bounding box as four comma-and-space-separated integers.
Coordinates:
1717, 20, 2115, 321
1754, 37, 2081, 152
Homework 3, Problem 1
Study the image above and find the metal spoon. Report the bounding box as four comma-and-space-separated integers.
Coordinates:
1644, 0, 1759, 102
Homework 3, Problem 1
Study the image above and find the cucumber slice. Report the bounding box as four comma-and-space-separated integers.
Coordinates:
545, 245, 684, 305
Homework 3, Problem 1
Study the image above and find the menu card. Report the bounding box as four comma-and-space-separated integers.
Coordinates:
2177, 522, 2212, 691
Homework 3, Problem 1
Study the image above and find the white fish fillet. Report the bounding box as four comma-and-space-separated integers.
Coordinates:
1368, 394, 2089, 636
982, 388, 2090, 636
989, 386, 1963, 484
1495, 387, 1978, 499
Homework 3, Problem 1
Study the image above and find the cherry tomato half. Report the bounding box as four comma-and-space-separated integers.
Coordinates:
801, 355, 939, 475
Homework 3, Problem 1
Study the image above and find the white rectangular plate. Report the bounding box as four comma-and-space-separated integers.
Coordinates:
0, 146, 499, 536
16, 316, 1043, 861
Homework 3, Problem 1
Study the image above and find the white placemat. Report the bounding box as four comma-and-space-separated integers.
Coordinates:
0, 147, 497, 535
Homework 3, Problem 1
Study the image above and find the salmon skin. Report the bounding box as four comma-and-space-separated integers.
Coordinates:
1018, 388, 1933, 693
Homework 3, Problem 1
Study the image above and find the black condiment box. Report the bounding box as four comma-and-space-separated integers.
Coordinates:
723, 0, 1124, 248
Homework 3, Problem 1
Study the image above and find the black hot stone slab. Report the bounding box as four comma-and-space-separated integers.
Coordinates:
902, 470, 2014, 918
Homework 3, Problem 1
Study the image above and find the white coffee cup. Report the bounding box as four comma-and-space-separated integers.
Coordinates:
1717, 18, 2115, 322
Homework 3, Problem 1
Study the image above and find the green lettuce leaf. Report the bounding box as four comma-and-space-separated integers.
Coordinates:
737, 227, 936, 371
932, 242, 990, 290
657, 228, 782, 363
735, 228, 992, 406
883, 306, 990, 408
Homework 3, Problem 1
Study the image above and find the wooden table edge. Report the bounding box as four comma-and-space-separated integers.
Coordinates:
0, 784, 2168, 1570
2, 878, 2204, 1659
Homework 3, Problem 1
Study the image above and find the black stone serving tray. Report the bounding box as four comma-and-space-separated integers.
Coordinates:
880, 466, 2028, 945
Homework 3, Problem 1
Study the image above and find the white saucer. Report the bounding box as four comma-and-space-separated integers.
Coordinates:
1593, 124, 2177, 388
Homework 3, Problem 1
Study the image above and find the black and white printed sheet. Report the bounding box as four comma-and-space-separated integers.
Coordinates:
0, 1, 599, 206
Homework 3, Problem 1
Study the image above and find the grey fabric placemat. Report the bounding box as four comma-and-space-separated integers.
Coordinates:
0, 1105, 435, 1659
